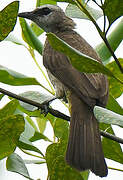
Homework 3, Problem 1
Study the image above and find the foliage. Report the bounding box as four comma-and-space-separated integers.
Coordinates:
0, 0, 123, 179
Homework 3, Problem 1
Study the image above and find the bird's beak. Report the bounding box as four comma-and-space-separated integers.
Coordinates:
18, 12, 35, 20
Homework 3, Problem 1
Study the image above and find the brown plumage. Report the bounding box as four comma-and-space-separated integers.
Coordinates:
18, 5, 109, 177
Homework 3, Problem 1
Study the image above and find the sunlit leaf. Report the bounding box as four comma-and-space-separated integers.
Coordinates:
0, 1, 19, 41
66, 4, 103, 20
106, 59, 123, 98
36, 115, 47, 133
19, 91, 54, 111
0, 100, 18, 119
6, 153, 32, 180
96, 20, 123, 63
0, 65, 40, 86
94, 106, 123, 127
19, 18, 43, 55
0, 114, 25, 160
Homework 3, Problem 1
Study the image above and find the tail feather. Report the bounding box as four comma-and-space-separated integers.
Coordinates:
66, 93, 108, 177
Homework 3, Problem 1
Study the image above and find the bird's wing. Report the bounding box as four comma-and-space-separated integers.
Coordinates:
43, 32, 108, 107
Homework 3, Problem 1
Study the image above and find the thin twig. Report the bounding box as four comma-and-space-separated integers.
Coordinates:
0, 87, 123, 145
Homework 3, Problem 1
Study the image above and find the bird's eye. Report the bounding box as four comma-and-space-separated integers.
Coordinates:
34, 7, 52, 16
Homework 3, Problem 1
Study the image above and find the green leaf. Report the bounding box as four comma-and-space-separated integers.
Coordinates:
50, 155, 83, 180
24, 159, 45, 164
0, 100, 19, 119
96, 20, 123, 63
0, 1, 19, 41
19, 91, 54, 111
18, 119, 44, 156
26, 116, 38, 132
94, 106, 123, 127
0, 114, 25, 160
30, 23, 44, 36
46, 143, 66, 175
36, 116, 47, 133
6, 153, 32, 180
19, 18, 43, 55
103, 0, 123, 26
106, 59, 123, 98
5, 33, 25, 46
30, 131, 52, 142
81, 170, 90, 180
65, 4, 103, 20
54, 118, 69, 141
100, 123, 123, 164
0, 65, 40, 86
46, 33, 122, 82
0, 93, 4, 101
36, 0, 75, 6
46, 143, 82, 179
106, 94, 123, 115
36, 0, 57, 6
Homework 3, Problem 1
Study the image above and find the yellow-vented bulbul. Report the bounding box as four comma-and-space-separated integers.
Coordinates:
18, 4, 109, 177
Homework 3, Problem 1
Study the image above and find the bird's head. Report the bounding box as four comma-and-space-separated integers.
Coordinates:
18, 4, 75, 33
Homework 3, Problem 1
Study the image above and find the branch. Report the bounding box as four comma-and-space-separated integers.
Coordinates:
0, 87, 123, 145
75, 0, 123, 73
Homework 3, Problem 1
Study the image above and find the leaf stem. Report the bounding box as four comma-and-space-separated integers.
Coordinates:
108, 166, 123, 172
28, 47, 55, 94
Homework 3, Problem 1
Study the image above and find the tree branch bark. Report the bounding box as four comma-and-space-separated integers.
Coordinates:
0, 87, 123, 145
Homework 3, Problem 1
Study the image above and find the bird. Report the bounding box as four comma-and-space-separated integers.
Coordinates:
18, 4, 109, 177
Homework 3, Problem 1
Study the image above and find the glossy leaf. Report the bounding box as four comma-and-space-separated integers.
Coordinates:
30, 23, 44, 37
6, 153, 32, 180
19, 91, 54, 111
96, 20, 123, 63
66, 3, 103, 20
106, 59, 123, 98
46, 33, 122, 82
0, 1, 19, 41
0, 65, 40, 86
103, 0, 123, 26
0, 114, 25, 160
19, 18, 43, 55
94, 106, 123, 127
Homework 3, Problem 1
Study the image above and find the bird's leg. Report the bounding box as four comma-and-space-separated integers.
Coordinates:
40, 96, 57, 116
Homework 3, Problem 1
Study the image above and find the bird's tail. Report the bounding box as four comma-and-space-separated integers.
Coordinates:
65, 93, 108, 177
